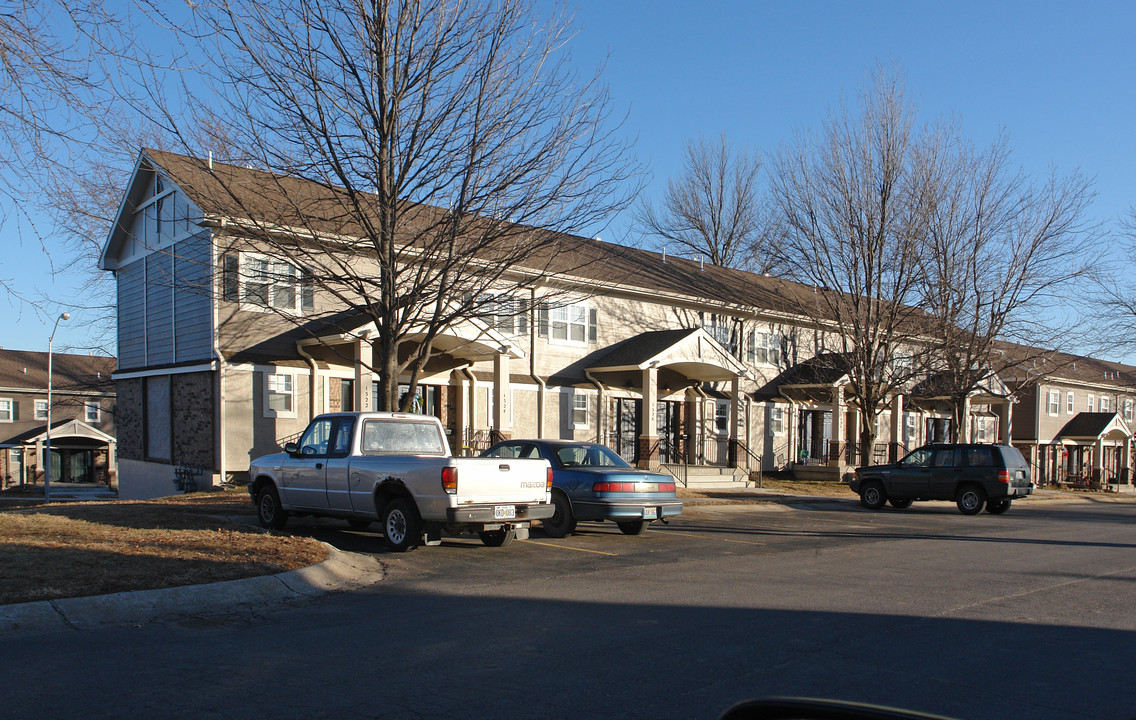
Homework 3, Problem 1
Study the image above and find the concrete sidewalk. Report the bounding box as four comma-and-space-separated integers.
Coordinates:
0, 543, 385, 637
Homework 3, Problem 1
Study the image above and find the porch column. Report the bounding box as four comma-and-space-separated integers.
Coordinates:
685, 391, 698, 464
355, 338, 373, 412
889, 394, 904, 462
848, 407, 861, 465
962, 396, 972, 443
1126, 435, 1133, 485
728, 375, 742, 467
34, 439, 43, 484
999, 401, 1013, 444
107, 439, 118, 490
638, 365, 659, 468
493, 351, 511, 442
831, 384, 846, 466
1094, 438, 1105, 482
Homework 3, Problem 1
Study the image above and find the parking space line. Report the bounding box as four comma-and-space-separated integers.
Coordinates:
649, 528, 766, 546
526, 540, 619, 556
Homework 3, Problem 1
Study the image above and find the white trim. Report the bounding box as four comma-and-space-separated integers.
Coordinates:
84, 400, 101, 423
548, 301, 590, 347
34, 399, 48, 421
0, 397, 12, 423
571, 391, 590, 429
1066, 391, 1074, 414
112, 361, 218, 380
263, 371, 298, 419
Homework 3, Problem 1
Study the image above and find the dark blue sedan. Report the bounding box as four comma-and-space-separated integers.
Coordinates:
482, 440, 683, 537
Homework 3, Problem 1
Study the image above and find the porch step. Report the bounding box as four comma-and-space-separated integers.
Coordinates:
47, 486, 118, 502
660, 464, 749, 489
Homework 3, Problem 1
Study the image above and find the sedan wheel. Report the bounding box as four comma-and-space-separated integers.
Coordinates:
617, 520, 649, 535
956, 486, 987, 515
541, 492, 577, 538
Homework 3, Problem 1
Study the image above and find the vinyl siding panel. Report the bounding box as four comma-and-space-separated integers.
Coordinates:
117, 260, 147, 369
145, 252, 174, 365
173, 231, 214, 363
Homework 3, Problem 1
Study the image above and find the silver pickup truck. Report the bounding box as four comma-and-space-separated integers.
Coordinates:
248, 412, 554, 551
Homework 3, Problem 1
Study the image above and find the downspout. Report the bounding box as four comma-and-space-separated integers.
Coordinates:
584, 370, 606, 444
460, 366, 479, 454
212, 219, 227, 486
529, 285, 546, 439
297, 341, 318, 419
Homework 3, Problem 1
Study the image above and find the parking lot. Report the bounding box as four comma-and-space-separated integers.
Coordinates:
5, 495, 1135, 720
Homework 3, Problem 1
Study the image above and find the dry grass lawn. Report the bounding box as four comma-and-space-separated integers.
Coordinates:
0, 488, 328, 605
677, 475, 855, 502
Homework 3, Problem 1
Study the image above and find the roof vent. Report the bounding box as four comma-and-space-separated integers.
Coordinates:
700, 256, 705, 271
662, 246, 667, 263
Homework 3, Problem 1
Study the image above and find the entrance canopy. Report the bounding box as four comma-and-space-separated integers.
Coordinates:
586, 328, 747, 389
9, 419, 116, 448
1056, 412, 1131, 446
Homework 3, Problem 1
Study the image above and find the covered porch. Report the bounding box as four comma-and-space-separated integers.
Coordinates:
585, 328, 749, 472
1053, 412, 1133, 490
4, 419, 118, 492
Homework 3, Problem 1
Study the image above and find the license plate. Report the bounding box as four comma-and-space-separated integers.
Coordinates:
494, 505, 516, 519
643, 506, 658, 520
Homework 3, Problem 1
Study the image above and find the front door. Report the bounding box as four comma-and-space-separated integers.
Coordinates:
657, 401, 681, 464
612, 398, 639, 464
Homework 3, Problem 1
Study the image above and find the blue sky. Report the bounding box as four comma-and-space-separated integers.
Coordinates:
4, 0, 1134, 356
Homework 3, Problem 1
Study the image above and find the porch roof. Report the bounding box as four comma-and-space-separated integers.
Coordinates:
586, 328, 747, 383
2, 419, 116, 447
1056, 412, 1131, 444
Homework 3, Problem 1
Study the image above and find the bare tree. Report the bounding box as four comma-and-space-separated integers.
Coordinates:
171, 0, 639, 411
770, 67, 932, 465
636, 134, 781, 272
915, 130, 1095, 439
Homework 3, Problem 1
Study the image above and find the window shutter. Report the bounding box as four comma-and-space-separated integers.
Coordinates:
495, 298, 514, 332
588, 308, 598, 342
222, 254, 239, 302
538, 302, 549, 337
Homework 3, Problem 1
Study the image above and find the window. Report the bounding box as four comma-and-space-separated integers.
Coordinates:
903, 412, 917, 445
974, 416, 992, 443
34, 399, 48, 421
474, 294, 530, 335
703, 314, 736, 356
1087, 394, 1095, 412
1067, 391, 1074, 414
1125, 399, 1133, 421
715, 402, 729, 435
1046, 390, 1059, 416
264, 373, 295, 418
552, 303, 587, 343
572, 393, 589, 427
1100, 396, 1111, 413
752, 331, 782, 366
84, 401, 100, 423
0, 399, 11, 422
297, 418, 333, 456
769, 406, 784, 435
240, 254, 313, 314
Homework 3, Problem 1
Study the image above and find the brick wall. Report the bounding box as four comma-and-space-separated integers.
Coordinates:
172, 372, 215, 468
116, 378, 144, 460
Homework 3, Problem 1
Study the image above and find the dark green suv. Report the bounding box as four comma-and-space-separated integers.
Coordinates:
848, 444, 1033, 515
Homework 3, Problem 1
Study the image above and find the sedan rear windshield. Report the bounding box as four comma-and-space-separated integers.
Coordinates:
555, 444, 631, 469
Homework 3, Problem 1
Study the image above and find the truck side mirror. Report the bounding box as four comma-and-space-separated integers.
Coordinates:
284, 442, 299, 456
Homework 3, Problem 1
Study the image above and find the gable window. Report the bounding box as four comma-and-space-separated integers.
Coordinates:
239, 254, 313, 314
1047, 390, 1059, 416
264, 372, 296, 418
34, 400, 48, 421
572, 393, 589, 427
1087, 394, 1095, 412
0, 398, 12, 422
84, 401, 100, 423
1066, 391, 1074, 414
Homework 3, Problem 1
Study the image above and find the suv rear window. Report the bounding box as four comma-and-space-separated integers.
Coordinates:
964, 447, 995, 467
998, 446, 1028, 468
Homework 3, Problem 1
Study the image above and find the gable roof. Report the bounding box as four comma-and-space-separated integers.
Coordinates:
0, 349, 116, 393
1056, 412, 1131, 441
105, 149, 854, 326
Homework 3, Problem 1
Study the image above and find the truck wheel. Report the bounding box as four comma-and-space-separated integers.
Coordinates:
859, 481, 887, 510
888, 498, 913, 509
617, 520, 649, 535
479, 529, 515, 547
256, 486, 289, 530
986, 499, 1012, 514
382, 498, 421, 552
542, 492, 577, 538
956, 486, 987, 515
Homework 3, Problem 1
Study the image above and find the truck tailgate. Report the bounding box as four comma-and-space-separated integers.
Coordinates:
448, 457, 550, 505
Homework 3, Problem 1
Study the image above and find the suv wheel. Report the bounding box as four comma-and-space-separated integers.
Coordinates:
986, 499, 1012, 515
888, 498, 913, 509
859, 481, 887, 510
956, 486, 987, 515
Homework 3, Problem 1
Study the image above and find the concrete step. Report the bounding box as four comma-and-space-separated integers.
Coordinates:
660, 464, 749, 489
47, 487, 118, 502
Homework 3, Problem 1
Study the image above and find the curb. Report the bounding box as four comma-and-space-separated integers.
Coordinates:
0, 543, 384, 637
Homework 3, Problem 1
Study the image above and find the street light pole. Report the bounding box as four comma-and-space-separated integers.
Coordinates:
45, 312, 70, 504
